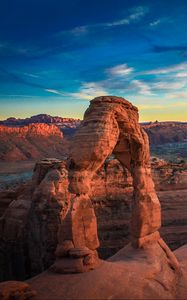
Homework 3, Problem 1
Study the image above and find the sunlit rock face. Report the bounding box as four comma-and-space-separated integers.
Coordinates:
68, 96, 161, 248
51, 96, 180, 275
1, 97, 186, 281
1, 156, 186, 280
25, 96, 183, 300
0, 123, 66, 161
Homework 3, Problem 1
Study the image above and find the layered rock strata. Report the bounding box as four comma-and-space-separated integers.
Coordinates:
52, 96, 178, 274
69, 97, 160, 245
0, 96, 184, 283
0, 123, 67, 161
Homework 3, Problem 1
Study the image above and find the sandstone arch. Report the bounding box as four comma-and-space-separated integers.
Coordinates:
51, 96, 179, 274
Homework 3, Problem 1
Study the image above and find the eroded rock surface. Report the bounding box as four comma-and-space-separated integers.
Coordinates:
1, 97, 186, 289
68, 96, 161, 251
0, 123, 67, 161
0, 157, 186, 280
0, 281, 36, 300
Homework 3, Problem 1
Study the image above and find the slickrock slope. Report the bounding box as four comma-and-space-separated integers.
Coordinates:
0, 123, 68, 161
0, 158, 186, 280
27, 243, 182, 300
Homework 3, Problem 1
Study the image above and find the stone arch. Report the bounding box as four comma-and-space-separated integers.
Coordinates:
68, 96, 161, 242
51, 96, 177, 274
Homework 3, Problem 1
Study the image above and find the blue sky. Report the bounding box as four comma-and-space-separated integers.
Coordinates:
0, 0, 187, 121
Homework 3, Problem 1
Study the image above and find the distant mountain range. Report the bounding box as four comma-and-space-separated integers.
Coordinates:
0, 114, 186, 161
142, 122, 187, 145
0, 114, 81, 127
0, 114, 81, 136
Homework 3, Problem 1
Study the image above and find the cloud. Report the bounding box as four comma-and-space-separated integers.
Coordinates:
175, 72, 187, 77
0, 68, 45, 89
45, 89, 67, 96
130, 80, 153, 95
23, 72, 39, 78
150, 19, 161, 27
167, 92, 187, 99
107, 64, 134, 77
144, 62, 187, 75
70, 82, 108, 100
45, 82, 108, 100
56, 5, 149, 40
106, 6, 149, 27
153, 80, 186, 90
70, 26, 88, 36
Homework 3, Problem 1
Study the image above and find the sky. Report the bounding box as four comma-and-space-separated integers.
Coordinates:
0, 0, 187, 121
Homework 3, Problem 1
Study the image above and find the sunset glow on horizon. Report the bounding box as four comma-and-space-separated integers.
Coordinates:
0, 0, 187, 121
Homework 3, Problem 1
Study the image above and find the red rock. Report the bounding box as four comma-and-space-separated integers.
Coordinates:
0, 123, 67, 161
69, 247, 93, 258
0, 281, 36, 300
68, 96, 161, 247
55, 240, 74, 257
1, 97, 186, 281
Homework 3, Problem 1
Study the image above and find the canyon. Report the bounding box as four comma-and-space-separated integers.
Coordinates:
0, 97, 187, 299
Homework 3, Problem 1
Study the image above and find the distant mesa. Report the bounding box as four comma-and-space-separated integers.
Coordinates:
0, 123, 68, 161
0, 97, 187, 299
0, 113, 81, 128
1, 114, 186, 145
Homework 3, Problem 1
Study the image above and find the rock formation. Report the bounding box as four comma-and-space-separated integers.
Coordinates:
0, 281, 36, 300
51, 96, 179, 274
0, 114, 81, 128
142, 121, 187, 145
1, 96, 186, 299
1, 157, 186, 281
0, 123, 68, 161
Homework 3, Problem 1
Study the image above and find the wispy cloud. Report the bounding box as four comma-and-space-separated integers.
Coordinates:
175, 72, 187, 77
107, 64, 134, 77
153, 80, 186, 90
130, 80, 153, 95
167, 92, 187, 99
70, 82, 108, 100
106, 6, 149, 27
144, 62, 187, 75
70, 26, 88, 36
150, 19, 161, 27
56, 5, 149, 39
23, 72, 39, 78
45, 89, 67, 96
45, 82, 108, 100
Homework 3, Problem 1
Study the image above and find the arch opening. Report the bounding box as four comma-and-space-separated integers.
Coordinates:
50, 96, 177, 274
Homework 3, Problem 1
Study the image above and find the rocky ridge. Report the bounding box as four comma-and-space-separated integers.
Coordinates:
0, 114, 81, 129
0, 123, 68, 161
142, 122, 187, 145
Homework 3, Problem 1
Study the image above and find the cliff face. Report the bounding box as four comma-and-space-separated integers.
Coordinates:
0, 123, 68, 161
0, 157, 186, 281
1, 114, 187, 144
0, 123, 63, 137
